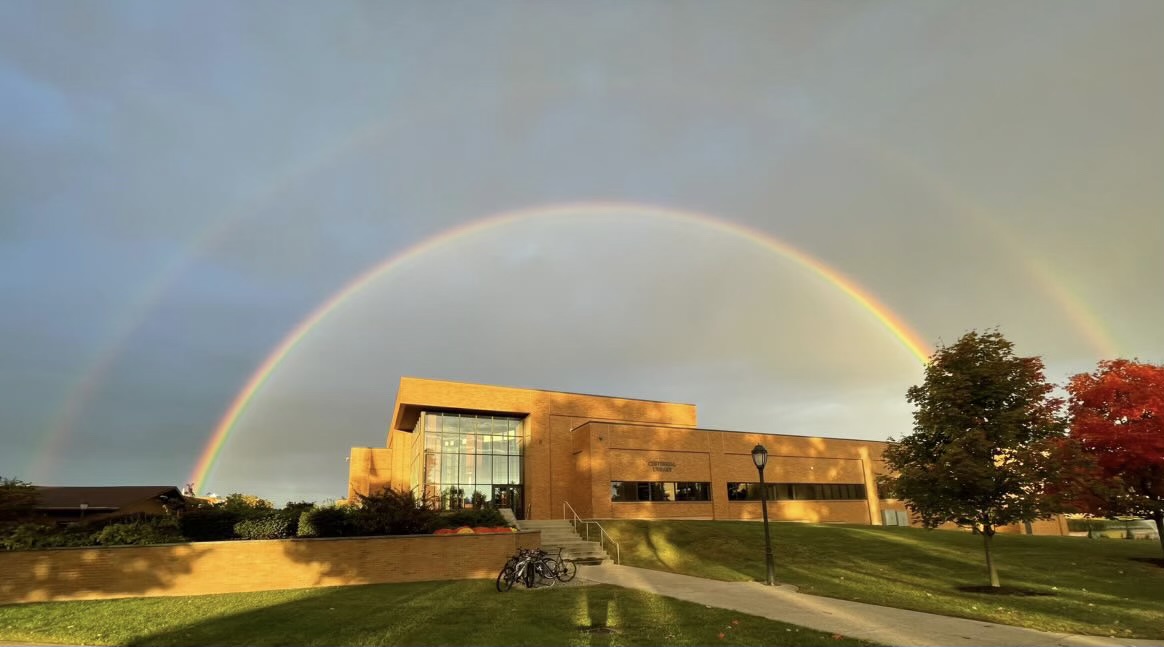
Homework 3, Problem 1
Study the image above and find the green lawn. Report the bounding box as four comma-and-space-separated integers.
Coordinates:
0, 580, 878, 647
601, 520, 1164, 640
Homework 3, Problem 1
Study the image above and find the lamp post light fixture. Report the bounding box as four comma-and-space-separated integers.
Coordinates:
751, 444, 777, 586
79, 502, 88, 520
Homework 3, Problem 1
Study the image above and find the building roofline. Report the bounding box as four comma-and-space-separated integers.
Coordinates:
400, 376, 696, 407
571, 419, 893, 445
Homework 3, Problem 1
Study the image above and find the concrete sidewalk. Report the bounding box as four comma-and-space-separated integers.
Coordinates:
578, 563, 1163, 647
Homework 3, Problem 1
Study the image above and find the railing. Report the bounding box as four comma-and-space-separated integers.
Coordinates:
563, 501, 620, 565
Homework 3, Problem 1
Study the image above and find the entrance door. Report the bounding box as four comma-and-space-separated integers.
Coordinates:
492, 485, 524, 520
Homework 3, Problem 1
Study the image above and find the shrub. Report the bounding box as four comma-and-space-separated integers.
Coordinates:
437, 507, 508, 530
221, 493, 275, 514
234, 514, 293, 540
1067, 518, 1110, 532
179, 508, 242, 541
297, 506, 352, 538
280, 501, 314, 536
96, 517, 184, 546
352, 488, 439, 536
0, 522, 98, 551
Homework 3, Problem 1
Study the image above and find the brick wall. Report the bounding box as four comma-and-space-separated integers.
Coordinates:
0, 531, 540, 605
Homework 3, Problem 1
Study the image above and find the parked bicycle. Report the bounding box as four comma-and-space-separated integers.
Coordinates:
495, 547, 576, 591
546, 547, 578, 582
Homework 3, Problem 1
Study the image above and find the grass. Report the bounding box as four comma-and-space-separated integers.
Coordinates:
600, 520, 1164, 640
0, 580, 879, 647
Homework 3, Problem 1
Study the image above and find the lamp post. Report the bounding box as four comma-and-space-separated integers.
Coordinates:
79, 502, 88, 521
751, 444, 776, 586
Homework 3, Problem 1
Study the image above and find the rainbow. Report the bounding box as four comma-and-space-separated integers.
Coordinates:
189, 201, 932, 493
45, 94, 1123, 486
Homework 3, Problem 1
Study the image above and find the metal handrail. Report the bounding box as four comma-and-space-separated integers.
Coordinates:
563, 501, 620, 564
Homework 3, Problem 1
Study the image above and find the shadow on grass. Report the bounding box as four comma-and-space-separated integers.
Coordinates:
955, 585, 1055, 597
116, 582, 681, 647
1128, 557, 1164, 568
109, 581, 878, 647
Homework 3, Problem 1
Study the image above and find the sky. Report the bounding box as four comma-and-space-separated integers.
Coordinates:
1, 1, 1161, 505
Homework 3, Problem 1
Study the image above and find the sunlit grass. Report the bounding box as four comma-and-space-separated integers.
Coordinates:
601, 520, 1164, 639
0, 581, 879, 646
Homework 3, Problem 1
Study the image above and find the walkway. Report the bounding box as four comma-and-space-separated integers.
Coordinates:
578, 564, 1163, 647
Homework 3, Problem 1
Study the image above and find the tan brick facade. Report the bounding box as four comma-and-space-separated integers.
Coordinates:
347, 378, 906, 525
0, 531, 541, 605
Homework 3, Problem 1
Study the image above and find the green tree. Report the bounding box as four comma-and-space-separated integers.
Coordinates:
220, 493, 274, 513
882, 329, 1066, 588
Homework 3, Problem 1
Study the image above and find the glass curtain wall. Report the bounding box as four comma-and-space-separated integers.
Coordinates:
410, 411, 524, 512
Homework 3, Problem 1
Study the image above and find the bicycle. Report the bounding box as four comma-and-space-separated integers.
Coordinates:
496, 548, 559, 591
547, 547, 578, 582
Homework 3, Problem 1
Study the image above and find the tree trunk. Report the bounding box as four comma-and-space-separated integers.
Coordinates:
1153, 509, 1164, 557
982, 526, 1000, 588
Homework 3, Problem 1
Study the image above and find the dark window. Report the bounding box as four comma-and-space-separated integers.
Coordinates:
727, 482, 750, 501
726, 482, 868, 501
636, 482, 652, 502
675, 482, 710, 501
611, 481, 636, 502
611, 481, 712, 502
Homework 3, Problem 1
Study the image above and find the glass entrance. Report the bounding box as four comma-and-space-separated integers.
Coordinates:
491, 485, 524, 520
412, 411, 524, 516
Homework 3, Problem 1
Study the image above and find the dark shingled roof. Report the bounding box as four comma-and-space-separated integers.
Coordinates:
34, 486, 183, 510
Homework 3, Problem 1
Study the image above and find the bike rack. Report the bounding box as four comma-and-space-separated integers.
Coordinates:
563, 500, 621, 565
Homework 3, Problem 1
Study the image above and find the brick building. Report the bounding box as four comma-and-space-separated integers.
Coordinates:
347, 377, 914, 525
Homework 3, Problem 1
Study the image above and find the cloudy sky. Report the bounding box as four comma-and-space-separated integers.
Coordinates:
2, 1, 1160, 504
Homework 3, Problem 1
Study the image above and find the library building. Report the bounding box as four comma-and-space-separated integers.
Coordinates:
347, 377, 923, 527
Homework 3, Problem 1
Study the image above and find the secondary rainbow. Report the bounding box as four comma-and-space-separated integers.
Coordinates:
189, 202, 932, 493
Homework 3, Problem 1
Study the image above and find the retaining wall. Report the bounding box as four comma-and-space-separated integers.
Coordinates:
0, 531, 540, 604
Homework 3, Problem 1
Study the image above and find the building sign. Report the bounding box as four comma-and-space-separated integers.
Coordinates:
648, 460, 676, 473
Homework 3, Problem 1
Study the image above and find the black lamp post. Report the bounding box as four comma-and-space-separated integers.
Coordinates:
751, 444, 776, 586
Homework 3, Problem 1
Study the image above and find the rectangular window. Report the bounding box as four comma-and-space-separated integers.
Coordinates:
441, 415, 460, 435
611, 482, 636, 502
425, 454, 441, 485
727, 482, 750, 501
476, 417, 492, 435
727, 482, 867, 501
636, 482, 652, 502
771, 483, 794, 500
441, 453, 459, 485
611, 481, 712, 502
417, 411, 524, 512
675, 482, 710, 501
492, 456, 509, 484
649, 482, 674, 502
459, 454, 473, 484
475, 454, 492, 485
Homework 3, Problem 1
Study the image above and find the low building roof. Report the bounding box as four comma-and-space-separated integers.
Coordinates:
34, 485, 183, 510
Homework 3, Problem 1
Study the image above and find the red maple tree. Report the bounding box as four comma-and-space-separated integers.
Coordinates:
1067, 359, 1164, 554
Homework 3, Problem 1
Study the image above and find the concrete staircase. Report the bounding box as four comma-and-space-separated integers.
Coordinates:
516, 519, 609, 564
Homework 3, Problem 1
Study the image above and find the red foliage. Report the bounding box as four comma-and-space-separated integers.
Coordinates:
1067, 360, 1164, 509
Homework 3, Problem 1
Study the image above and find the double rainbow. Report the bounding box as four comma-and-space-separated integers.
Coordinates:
188, 201, 932, 493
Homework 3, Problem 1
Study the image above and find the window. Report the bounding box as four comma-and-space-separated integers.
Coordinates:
610, 481, 711, 502
416, 411, 524, 511
725, 482, 867, 501
675, 482, 710, 501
